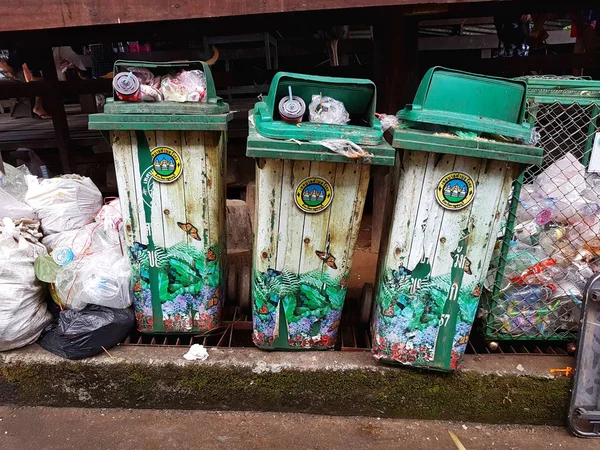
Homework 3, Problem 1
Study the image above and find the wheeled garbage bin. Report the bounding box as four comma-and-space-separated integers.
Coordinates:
89, 60, 232, 333
247, 72, 395, 350
371, 67, 544, 370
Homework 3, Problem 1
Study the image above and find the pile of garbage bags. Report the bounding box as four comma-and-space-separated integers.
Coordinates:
0, 218, 51, 351
0, 162, 134, 358
487, 152, 600, 336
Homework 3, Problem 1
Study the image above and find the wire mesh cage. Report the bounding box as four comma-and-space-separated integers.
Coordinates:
483, 76, 600, 342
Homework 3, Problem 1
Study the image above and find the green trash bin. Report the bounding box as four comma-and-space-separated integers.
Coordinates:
89, 60, 233, 333
247, 72, 395, 350
371, 67, 543, 371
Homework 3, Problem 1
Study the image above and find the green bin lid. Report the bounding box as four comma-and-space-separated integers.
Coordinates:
391, 124, 543, 166
247, 112, 395, 166
253, 72, 384, 146
398, 67, 531, 141
89, 60, 232, 131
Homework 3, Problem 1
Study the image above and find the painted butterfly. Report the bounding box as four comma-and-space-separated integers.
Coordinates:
129, 242, 148, 262
258, 304, 269, 315
177, 221, 200, 241
133, 281, 142, 292
328, 320, 340, 332
392, 266, 412, 281
315, 250, 337, 270
454, 335, 470, 347
207, 287, 220, 308
207, 248, 217, 261
267, 268, 282, 277
450, 252, 473, 275
382, 305, 395, 317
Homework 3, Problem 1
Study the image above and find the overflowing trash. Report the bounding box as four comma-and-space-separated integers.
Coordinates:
486, 152, 600, 336
314, 139, 373, 161
38, 304, 135, 360
375, 113, 400, 132
308, 94, 350, 125
26, 175, 103, 235
0, 162, 137, 356
35, 199, 133, 312
31, 193, 134, 357
0, 218, 51, 351
0, 163, 36, 220
114, 68, 208, 103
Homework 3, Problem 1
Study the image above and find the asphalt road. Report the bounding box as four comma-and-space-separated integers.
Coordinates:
0, 406, 595, 450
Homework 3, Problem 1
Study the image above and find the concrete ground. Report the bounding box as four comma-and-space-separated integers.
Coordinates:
0, 406, 592, 450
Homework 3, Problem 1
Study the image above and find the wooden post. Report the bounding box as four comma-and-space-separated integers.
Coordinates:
373, 15, 419, 114
370, 166, 390, 253
245, 181, 256, 233
35, 46, 74, 173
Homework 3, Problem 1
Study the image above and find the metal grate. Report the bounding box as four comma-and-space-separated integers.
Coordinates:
121, 301, 572, 355
483, 77, 600, 342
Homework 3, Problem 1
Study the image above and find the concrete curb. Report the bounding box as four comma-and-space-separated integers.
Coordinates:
0, 345, 574, 425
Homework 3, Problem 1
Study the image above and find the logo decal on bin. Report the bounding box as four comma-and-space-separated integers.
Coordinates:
295, 177, 334, 213
436, 172, 475, 210
151, 146, 182, 183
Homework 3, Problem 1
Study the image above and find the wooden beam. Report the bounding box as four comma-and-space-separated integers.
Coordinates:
35, 47, 75, 174
420, 51, 600, 75
0, 79, 112, 101
374, 15, 419, 114
420, 16, 493, 26
0, 0, 510, 33
419, 29, 575, 51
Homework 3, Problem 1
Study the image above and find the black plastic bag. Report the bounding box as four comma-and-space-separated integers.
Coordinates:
38, 305, 134, 360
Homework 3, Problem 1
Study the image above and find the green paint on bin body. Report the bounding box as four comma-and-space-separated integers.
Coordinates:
248, 72, 394, 350
373, 122, 540, 371
89, 61, 229, 334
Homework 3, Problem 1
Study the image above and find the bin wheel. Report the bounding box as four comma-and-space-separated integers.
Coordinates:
359, 283, 374, 325
239, 266, 251, 313
227, 265, 237, 306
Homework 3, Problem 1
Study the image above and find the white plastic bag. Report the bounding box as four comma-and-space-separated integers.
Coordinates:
0, 218, 51, 351
50, 200, 132, 311
534, 153, 587, 200
308, 94, 350, 124
26, 175, 103, 235
55, 248, 132, 311
160, 70, 207, 103
0, 164, 36, 220
42, 200, 123, 253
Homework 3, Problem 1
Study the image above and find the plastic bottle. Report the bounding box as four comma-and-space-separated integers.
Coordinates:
504, 285, 550, 307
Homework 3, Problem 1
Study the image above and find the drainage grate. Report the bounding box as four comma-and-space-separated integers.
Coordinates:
122, 306, 574, 355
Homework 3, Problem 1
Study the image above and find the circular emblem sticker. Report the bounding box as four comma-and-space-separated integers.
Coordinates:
295, 177, 334, 214
436, 172, 476, 210
151, 146, 182, 183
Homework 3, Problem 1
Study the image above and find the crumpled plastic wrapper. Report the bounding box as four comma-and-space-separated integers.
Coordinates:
314, 139, 373, 161
126, 67, 155, 85
308, 94, 350, 124
161, 70, 208, 103
141, 84, 163, 102
376, 113, 400, 132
